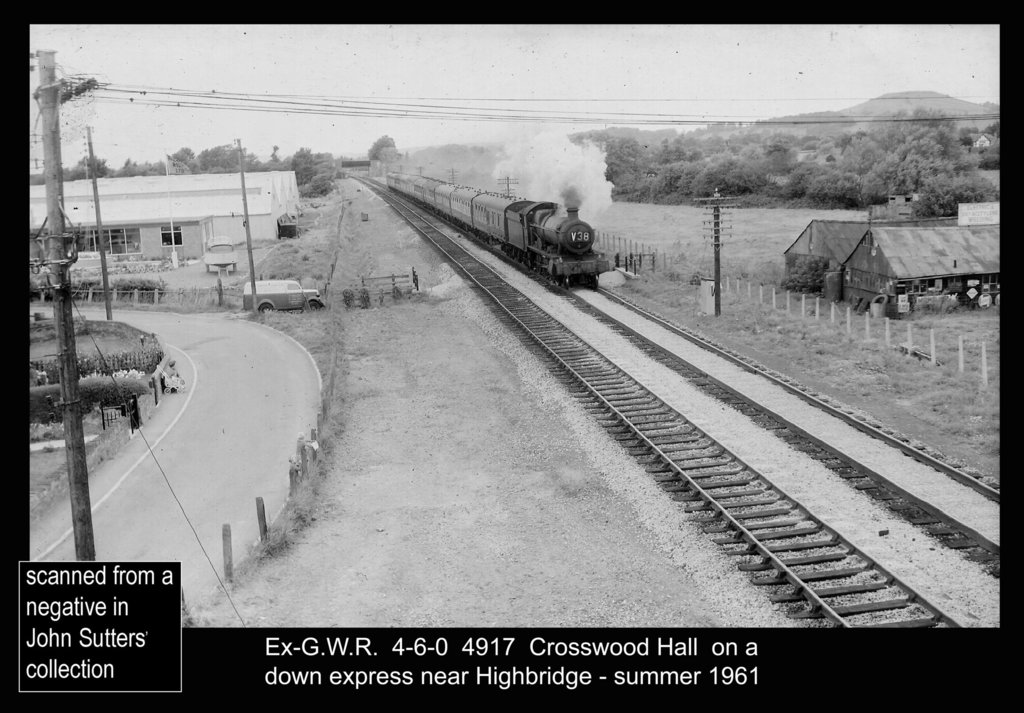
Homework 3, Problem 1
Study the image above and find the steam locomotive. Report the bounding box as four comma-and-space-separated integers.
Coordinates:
386, 172, 610, 288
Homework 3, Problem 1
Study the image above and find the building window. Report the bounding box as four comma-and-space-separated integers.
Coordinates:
78, 228, 141, 256
161, 225, 183, 247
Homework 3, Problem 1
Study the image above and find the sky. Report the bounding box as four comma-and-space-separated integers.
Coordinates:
29, 24, 1000, 171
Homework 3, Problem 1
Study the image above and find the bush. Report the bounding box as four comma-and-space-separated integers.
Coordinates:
781, 255, 828, 293
29, 377, 151, 423
30, 345, 164, 385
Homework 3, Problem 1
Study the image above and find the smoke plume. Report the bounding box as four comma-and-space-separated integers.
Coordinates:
491, 131, 614, 219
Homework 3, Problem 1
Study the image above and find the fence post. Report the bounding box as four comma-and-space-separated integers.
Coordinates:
864, 312, 870, 340
747, 281, 751, 299
256, 497, 268, 542
87, 287, 94, 302
815, 297, 819, 320
772, 288, 776, 310
154, 289, 161, 305
830, 302, 835, 324
786, 291, 790, 314
759, 285, 763, 303
906, 323, 912, 354
885, 318, 890, 348
150, 377, 159, 405
726, 276, 729, 292
981, 342, 988, 387
846, 306, 851, 336
133, 289, 139, 306
801, 293, 806, 318
217, 278, 223, 307
222, 524, 233, 583
958, 335, 964, 373
930, 329, 936, 366
297, 433, 308, 479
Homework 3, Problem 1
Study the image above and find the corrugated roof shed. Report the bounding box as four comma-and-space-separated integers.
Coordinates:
872, 226, 1000, 278
784, 218, 958, 264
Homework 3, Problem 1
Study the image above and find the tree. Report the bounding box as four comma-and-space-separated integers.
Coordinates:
914, 174, 996, 217
290, 147, 317, 185
196, 144, 239, 173
64, 155, 110, 181
368, 135, 399, 163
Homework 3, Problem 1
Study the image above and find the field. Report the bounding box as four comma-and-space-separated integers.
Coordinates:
589, 201, 1000, 481
592, 202, 865, 283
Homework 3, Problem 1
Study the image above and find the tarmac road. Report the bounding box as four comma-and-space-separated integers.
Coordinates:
28, 308, 321, 605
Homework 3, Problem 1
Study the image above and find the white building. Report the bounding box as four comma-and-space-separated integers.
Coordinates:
29, 171, 300, 261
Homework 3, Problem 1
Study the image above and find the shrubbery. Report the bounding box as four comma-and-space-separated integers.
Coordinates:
73, 276, 168, 293
29, 377, 151, 424
31, 345, 164, 385
781, 256, 828, 293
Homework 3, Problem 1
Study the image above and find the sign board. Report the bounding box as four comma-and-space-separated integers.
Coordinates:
967, 288, 979, 299
958, 202, 1000, 226
978, 294, 992, 308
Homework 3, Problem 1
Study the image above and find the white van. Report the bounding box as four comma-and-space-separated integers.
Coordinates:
242, 280, 324, 313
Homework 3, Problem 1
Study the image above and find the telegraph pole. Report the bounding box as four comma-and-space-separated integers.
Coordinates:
497, 176, 518, 199
237, 139, 258, 315
448, 168, 458, 183
697, 189, 737, 317
36, 49, 96, 560
86, 126, 112, 320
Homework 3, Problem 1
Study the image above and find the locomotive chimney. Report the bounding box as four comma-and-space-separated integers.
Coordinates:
566, 206, 580, 221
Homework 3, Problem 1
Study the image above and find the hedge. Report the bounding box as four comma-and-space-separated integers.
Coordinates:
30, 345, 164, 385
29, 377, 152, 424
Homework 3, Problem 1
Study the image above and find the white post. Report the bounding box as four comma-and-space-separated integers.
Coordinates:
747, 281, 751, 299
759, 285, 763, 303
830, 302, 835, 324
885, 318, 890, 348
772, 289, 777, 309
906, 323, 912, 350
786, 291, 790, 314
930, 329, 936, 366
865, 312, 870, 340
815, 296, 820, 320
981, 342, 988, 387
958, 335, 964, 373
846, 306, 851, 336
801, 293, 806, 318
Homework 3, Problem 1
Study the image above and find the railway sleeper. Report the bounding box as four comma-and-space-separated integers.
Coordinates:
854, 617, 940, 628
731, 506, 798, 521
789, 598, 910, 619
771, 580, 889, 602
679, 461, 742, 477
692, 474, 756, 489
648, 435, 705, 448
742, 517, 807, 531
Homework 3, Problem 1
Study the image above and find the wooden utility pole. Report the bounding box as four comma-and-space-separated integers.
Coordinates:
697, 190, 737, 317
237, 139, 258, 315
86, 126, 112, 320
448, 168, 458, 183
497, 176, 518, 199
36, 49, 95, 560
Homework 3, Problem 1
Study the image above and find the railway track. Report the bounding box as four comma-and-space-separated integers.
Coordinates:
364, 178, 966, 627
562, 293, 1000, 578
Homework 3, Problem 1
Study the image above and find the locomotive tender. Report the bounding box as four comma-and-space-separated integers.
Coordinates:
386, 172, 610, 288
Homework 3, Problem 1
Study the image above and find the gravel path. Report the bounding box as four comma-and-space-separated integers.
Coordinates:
194, 183, 796, 628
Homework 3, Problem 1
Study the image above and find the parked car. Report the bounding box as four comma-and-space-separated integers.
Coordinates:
203, 235, 239, 273
242, 280, 324, 313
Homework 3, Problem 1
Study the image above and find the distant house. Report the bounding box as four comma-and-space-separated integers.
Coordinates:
973, 133, 994, 149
